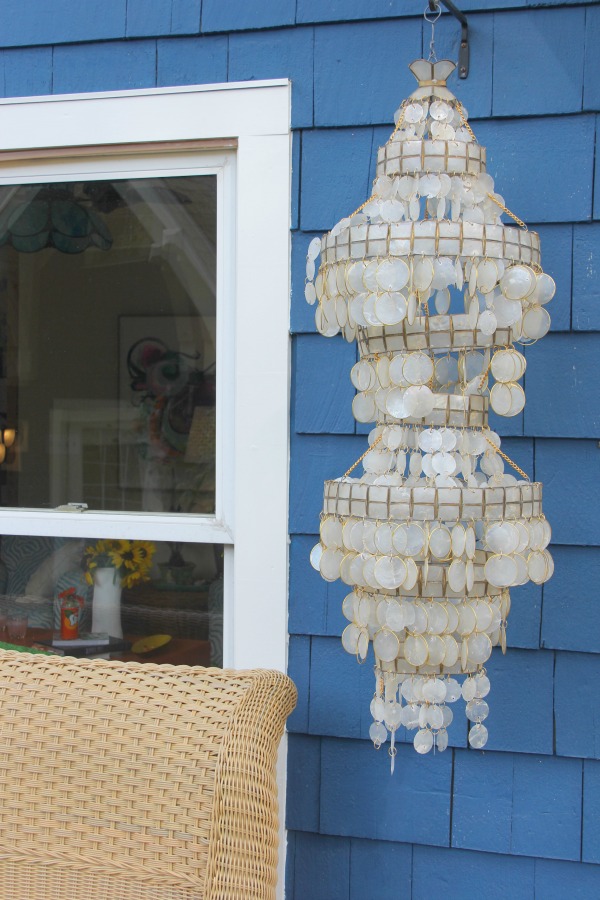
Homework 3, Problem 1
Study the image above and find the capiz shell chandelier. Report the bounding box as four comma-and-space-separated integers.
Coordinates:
306, 57, 554, 765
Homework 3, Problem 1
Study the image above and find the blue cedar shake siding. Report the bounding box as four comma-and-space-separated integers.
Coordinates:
2, 1, 599, 895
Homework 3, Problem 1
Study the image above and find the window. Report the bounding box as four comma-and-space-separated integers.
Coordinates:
0, 80, 291, 672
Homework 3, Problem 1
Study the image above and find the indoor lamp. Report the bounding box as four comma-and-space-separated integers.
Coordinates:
0, 183, 112, 254
0, 423, 15, 464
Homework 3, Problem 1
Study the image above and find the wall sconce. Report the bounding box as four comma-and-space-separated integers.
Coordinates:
0, 419, 16, 463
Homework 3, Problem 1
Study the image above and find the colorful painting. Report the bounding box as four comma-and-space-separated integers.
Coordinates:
118, 316, 216, 511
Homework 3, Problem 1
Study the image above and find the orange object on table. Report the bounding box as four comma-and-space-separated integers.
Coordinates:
58, 589, 84, 640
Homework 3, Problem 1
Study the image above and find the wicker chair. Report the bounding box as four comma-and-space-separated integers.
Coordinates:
0, 650, 297, 899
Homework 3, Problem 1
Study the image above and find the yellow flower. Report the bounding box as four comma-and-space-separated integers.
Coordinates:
84, 538, 156, 587
132, 541, 155, 566
109, 545, 136, 571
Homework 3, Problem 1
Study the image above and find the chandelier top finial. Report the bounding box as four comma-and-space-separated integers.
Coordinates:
409, 58, 456, 101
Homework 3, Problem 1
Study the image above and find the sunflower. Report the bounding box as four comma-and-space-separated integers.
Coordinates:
131, 541, 155, 565
109, 543, 137, 571
84, 539, 156, 587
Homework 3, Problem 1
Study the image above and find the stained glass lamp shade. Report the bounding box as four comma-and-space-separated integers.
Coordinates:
0, 183, 112, 253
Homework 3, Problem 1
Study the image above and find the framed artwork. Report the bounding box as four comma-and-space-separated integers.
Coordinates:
118, 315, 216, 511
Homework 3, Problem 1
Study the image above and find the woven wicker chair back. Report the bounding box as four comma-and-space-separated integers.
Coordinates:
0, 650, 296, 900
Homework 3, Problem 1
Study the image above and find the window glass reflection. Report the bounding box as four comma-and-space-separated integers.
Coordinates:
0, 535, 223, 667
0, 176, 217, 514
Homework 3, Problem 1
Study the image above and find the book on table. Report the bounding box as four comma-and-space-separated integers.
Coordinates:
38, 635, 132, 656
71, 637, 132, 656
0, 636, 132, 657
51, 632, 111, 648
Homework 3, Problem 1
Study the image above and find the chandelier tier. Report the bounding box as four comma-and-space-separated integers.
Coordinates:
306, 59, 554, 764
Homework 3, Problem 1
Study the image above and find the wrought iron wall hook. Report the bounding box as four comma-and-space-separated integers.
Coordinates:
428, 0, 470, 79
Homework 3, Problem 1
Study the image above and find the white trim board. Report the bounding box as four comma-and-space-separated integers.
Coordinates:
0, 80, 291, 149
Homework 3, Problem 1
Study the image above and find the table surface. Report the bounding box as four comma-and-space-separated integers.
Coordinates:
20, 628, 213, 667
122, 584, 209, 609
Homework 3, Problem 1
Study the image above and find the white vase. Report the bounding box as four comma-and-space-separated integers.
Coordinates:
91, 567, 123, 638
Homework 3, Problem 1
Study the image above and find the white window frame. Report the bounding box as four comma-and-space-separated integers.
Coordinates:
0, 79, 292, 675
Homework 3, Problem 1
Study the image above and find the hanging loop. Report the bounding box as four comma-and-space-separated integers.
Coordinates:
424, 1, 442, 23
424, 2, 441, 62
425, 0, 470, 78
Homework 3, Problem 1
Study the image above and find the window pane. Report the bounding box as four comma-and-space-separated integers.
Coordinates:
0, 534, 223, 667
0, 177, 216, 514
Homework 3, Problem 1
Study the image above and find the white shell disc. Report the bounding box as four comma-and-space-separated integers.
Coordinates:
435, 288, 451, 314
407, 292, 418, 325
350, 360, 376, 391
533, 272, 556, 305
478, 309, 497, 336
403, 557, 419, 590
521, 305, 551, 340
426, 634, 446, 666
419, 428, 443, 453
307, 237, 321, 261
404, 103, 424, 124
491, 349, 525, 382
451, 524, 466, 558
346, 260, 367, 293
404, 634, 429, 667
484, 554, 518, 588
490, 382, 525, 417
373, 629, 400, 663
429, 526, 452, 560
403, 351, 434, 386
352, 391, 376, 423
321, 517, 343, 549
319, 548, 343, 582
309, 543, 323, 571
341, 623, 360, 654
403, 385, 435, 418
486, 522, 519, 554
376, 292, 407, 326
407, 523, 427, 557
476, 259, 498, 294
376, 258, 410, 292
448, 559, 466, 592
374, 556, 407, 590
501, 265, 536, 300
412, 257, 434, 291
442, 634, 459, 667
386, 387, 407, 419
494, 294, 523, 327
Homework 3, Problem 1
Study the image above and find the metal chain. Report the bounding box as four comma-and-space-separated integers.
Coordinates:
455, 101, 477, 142
455, 101, 529, 231
343, 434, 383, 478
386, 99, 408, 144
477, 355, 494, 392
343, 430, 529, 480
486, 193, 528, 231
343, 97, 411, 224
348, 194, 377, 219
482, 432, 530, 481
